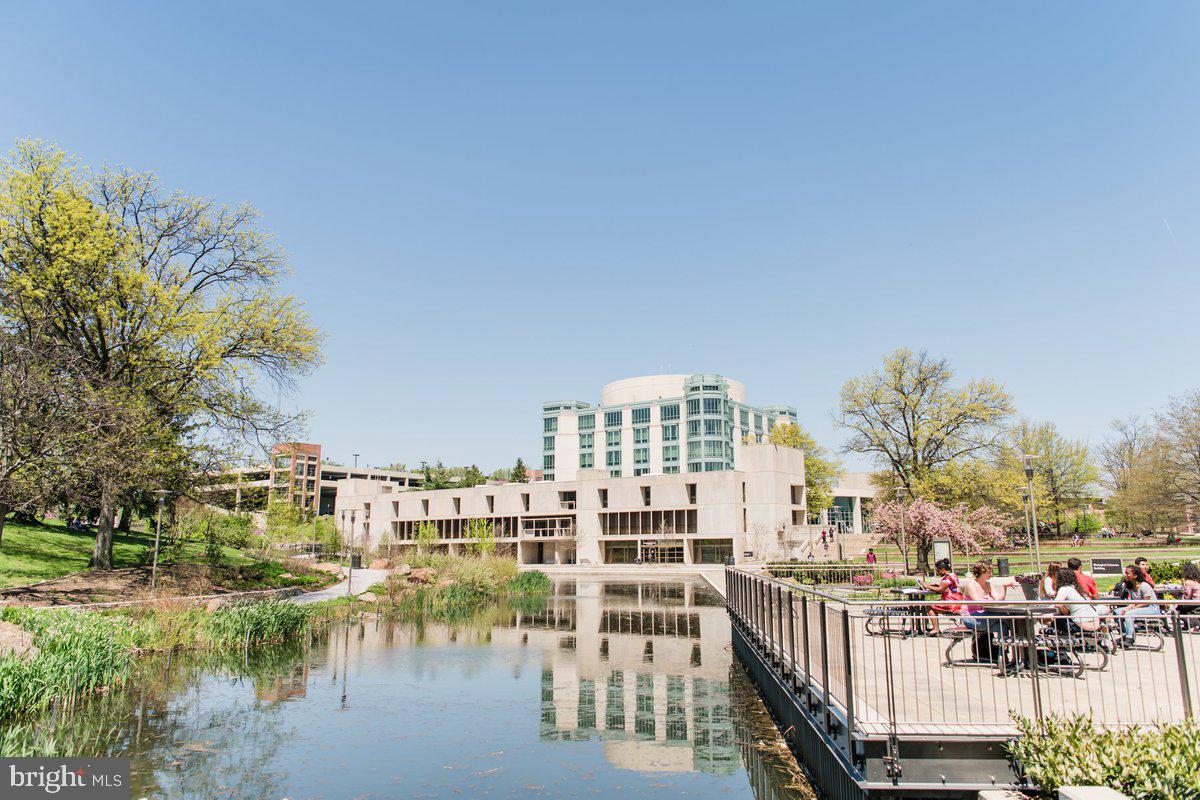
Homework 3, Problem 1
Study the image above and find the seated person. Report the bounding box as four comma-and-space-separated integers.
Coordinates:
1134, 557, 1156, 587
1116, 565, 1160, 645
1067, 557, 1099, 600
1179, 563, 1200, 630
1051, 567, 1100, 637
959, 562, 1017, 661
919, 558, 964, 629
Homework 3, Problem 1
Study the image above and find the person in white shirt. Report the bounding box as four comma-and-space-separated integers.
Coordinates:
1052, 567, 1100, 635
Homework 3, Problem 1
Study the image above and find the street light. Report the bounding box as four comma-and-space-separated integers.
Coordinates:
347, 509, 356, 596
149, 489, 169, 597
353, 453, 360, 468
1023, 454, 1042, 571
1018, 486, 1034, 568
894, 482, 909, 574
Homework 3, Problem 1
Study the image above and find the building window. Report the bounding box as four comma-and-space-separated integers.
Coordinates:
522, 493, 530, 512
633, 467, 649, 476
703, 440, 725, 458
686, 420, 701, 437
606, 430, 621, 447
633, 427, 649, 444
688, 463, 703, 472
754, 413, 763, 431
634, 447, 648, 465
687, 441, 702, 459
422, 498, 430, 516
579, 414, 595, 430
686, 483, 697, 504
606, 450, 621, 467
452, 497, 461, 514
686, 398, 701, 416
660, 403, 680, 422
703, 419, 723, 436
663, 465, 679, 474
663, 445, 679, 463
544, 435, 555, 451
486, 495, 495, 513
631, 407, 650, 425
662, 423, 678, 442
641, 486, 651, 507
598, 488, 608, 508
610, 469, 622, 478
740, 409, 750, 426
580, 452, 594, 469
543, 455, 555, 471
544, 416, 558, 433
605, 410, 622, 428
703, 397, 722, 414
580, 432, 594, 450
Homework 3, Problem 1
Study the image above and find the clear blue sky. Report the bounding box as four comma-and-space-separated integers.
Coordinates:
3, 2, 1198, 471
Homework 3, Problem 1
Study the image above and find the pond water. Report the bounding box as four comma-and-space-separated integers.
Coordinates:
8, 577, 815, 800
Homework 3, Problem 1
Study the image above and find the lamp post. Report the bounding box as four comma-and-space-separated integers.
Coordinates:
1019, 486, 1034, 568
894, 482, 909, 574
1023, 454, 1042, 571
150, 489, 169, 597
353, 453, 360, 468
346, 509, 356, 596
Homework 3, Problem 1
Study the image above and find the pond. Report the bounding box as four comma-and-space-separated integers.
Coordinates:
6, 577, 815, 800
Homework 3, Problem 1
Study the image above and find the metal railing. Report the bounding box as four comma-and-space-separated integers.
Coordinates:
725, 566, 1199, 750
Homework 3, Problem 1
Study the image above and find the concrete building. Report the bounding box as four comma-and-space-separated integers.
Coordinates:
219, 443, 427, 515
336, 443, 875, 565
541, 374, 799, 482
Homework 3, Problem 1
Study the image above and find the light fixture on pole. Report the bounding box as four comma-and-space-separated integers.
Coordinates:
894, 482, 908, 574
353, 453, 360, 468
1022, 454, 1042, 571
1018, 486, 1033, 567
150, 489, 169, 597
347, 510, 356, 596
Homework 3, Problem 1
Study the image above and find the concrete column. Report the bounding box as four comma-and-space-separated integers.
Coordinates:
852, 496, 863, 535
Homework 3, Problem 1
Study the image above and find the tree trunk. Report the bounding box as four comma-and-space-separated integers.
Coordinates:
90, 488, 118, 570
916, 540, 933, 575
0, 502, 8, 547
117, 507, 132, 532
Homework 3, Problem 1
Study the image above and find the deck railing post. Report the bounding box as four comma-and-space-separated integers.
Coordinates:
777, 582, 787, 662
1025, 609, 1043, 720
841, 606, 856, 753
801, 594, 812, 702
787, 589, 797, 684
1173, 609, 1194, 719
767, 580, 775, 659
820, 600, 831, 732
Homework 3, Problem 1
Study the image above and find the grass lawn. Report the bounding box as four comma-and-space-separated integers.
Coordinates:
861, 535, 1200, 573
0, 517, 323, 591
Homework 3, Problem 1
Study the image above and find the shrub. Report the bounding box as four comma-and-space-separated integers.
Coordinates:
200, 600, 310, 648
1147, 560, 1193, 584
1007, 714, 1200, 799
507, 570, 552, 595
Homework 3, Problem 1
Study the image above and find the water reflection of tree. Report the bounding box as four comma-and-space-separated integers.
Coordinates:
2, 646, 306, 800
729, 663, 818, 800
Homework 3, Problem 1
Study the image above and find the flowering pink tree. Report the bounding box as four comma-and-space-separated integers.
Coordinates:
871, 498, 1009, 573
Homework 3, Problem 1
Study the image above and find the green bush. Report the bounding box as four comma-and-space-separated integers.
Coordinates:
1146, 560, 1195, 584
1007, 714, 1200, 799
200, 600, 310, 648
507, 570, 552, 595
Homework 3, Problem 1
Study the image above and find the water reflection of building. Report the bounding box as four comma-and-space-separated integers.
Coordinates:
501, 577, 740, 775
254, 664, 310, 702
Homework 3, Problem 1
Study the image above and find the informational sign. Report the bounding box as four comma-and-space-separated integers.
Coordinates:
743, 551, 754, 559
1092, 557, 1123, 575
932, 538, 952, 568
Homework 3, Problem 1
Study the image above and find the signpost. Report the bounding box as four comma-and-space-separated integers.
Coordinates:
1092, 557, 1123, 576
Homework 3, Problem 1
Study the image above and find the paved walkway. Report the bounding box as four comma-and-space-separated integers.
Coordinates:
292, 568, 391, 604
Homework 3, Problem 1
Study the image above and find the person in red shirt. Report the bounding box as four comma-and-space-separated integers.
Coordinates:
1134, 557, 1155, 586
1067, 557, 1098, 600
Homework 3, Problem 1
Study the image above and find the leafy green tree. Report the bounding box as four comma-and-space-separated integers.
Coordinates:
763, 422, 840, 517
415, 520, 438, 555
419, 460, 454, 490
1006, 419, 1098, 536
836, 348, 1014, 496
465, 518, 496, 558
510, 458, 529, 484
0, 141, 322, 568
459, 464, 487, 488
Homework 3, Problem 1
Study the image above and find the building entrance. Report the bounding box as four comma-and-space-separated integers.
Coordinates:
639, 539, 684, 564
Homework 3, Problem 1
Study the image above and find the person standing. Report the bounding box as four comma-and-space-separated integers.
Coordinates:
866, 548, 877, 565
